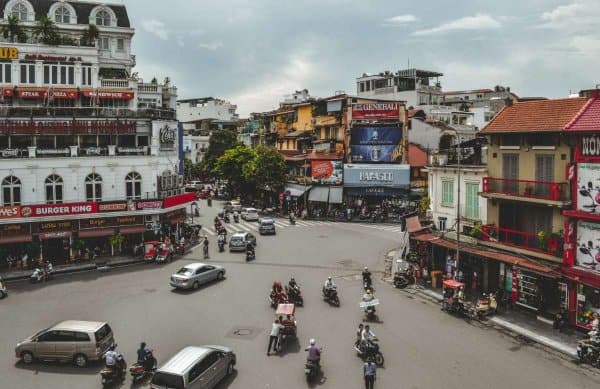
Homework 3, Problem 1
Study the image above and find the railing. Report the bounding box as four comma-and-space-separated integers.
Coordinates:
100, 79, 130, 88
138, 84, 160, 93
0, 106, 176, 120
480, 225, 563, 256
482, 177, 568, 202
0, 146, 151, 159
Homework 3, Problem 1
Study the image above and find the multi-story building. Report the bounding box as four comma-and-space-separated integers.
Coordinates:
0, 0, 192, 266
441, 86, 518, 129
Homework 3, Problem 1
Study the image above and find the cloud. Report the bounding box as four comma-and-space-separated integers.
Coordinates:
383, 14, 418, 25
541, 3, 581, 22
538, 1, 600, 30
141, 19, 169, 41
176, 35, 185, 47
198, 41, 223, 50
413, 13, 501, 36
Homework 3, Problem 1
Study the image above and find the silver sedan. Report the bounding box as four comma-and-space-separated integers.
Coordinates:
170, 262, 226, 290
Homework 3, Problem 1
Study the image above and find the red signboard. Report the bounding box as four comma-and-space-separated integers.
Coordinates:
83, 90, 134, 100
163, 193, 196, 209
21, 202, 98, 217
136, 200, 163, 210
352, 103, 401, 120
0, 205, 21, 219
2, 88, 13, 97
18, 89, 78, 99
98, 200, 136, 213
0, 120, 136, 135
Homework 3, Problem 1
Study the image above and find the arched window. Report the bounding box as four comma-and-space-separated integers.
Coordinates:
125, 172, 142, 200
11, 2, 28, 21
95, 9, 111, 26
2, 175, 21, 206
45, 174, 63, 204
85, 173, 102, 202
54, 6, 70, 24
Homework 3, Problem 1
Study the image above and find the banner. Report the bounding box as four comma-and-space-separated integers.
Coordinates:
98, 200, 135, 213
576, 221, 600, 273
350, 145, 403, 163
311, 161, 343, 185
577, 163, 600, 215
0, 205, 21, 219
352, 103, 401, 120
350, 126, 402, 146
344, 164, 410, 187
22, 202, 97, 217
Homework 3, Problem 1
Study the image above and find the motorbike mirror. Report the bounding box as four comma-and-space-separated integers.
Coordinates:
580, 247, 591, 255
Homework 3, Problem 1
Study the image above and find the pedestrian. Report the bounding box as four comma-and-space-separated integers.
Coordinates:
355, 323, 364, 347
6, 254, 14, 271
363, 356, 376, 389
267, 319, 284, 355
22, 252, 28, 270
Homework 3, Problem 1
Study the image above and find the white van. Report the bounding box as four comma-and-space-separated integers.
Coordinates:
150, 346, 236, 389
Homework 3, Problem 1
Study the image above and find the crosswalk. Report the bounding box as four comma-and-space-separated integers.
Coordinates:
201, 219, 405, 235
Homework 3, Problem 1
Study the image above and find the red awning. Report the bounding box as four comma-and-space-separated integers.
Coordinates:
17, 88, 78, 99
82, 90, 134, 100
0, 234, 32, 244
119, 225, 146, 235
78, 228, 116, 238
2, 88, 14, 97
563, 266, 600, 289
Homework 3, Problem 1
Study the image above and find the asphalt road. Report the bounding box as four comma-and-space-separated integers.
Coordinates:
1, 200, 599, 389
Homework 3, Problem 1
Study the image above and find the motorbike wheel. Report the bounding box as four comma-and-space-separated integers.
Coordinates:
332, 296, 340, 306
374, 352, 384, 366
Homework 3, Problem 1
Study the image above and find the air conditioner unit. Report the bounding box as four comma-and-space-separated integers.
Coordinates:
145, 223, 154, 231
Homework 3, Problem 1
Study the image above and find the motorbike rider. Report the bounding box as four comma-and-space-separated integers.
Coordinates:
288, 277, 300, 294
104, 345, 125, 377
305, 338, 321, 367
360, 325, 377, 351
355, 323, 364, 347
136, 342, 155, 371
362, 267, 372, 288
362, 288, 376, 316
323, 276, 336, 297
246, 240, 255, 257
289, 212, 296, 224
218, 233, 226, 247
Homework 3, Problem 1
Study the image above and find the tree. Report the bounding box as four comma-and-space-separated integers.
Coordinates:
183, 158, 202, 180
202, 129, 239, 175
214, 145, 256, 197
1, 15, 27, 43
246, 146, 286, 192
33, 16, 59, 45
82, 24, 99, 46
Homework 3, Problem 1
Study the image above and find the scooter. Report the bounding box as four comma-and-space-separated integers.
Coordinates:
577, 334, 600, 367
246, 249, 255, 261
218, 240, 225, 252
100, 353, 126, 387
30, 267, 53, 283
233, 213, 240, 223
129, 350, 157, 382
287, 286, 304, 306
178, 242, 185, 255
305, 359, 320, 381
468, 292, 498, 320
289, 213, 296, 225
322, 286, 340, 306
224, 213, 231, 223
354, 340, 384, 366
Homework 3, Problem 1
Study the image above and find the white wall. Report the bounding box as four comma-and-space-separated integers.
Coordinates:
177, 100, 238, 122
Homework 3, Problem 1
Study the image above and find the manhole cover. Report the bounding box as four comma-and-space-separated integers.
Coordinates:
234, 329, 252, 336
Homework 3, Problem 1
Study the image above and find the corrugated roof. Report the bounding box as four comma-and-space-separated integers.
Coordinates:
564, 96, 600, 132
480, 97, 588, 134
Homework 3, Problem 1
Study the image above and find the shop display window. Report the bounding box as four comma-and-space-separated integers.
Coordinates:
517, 271, 539, 311
577, 284, 600, 329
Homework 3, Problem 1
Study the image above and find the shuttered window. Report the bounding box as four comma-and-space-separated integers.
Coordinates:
465, 183, 480, 220
441, 180, 454, 207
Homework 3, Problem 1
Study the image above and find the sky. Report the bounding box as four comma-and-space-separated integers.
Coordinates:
126, 0, 600, 116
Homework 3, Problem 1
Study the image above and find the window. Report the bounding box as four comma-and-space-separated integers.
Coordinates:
465, 183, 480, 220
438, 217, 447, 232
45, 174, 63, 204
20, 62, 35, 84
125, 172, 142, 200
81, 64, 92, 86
441, 180, 454, 207
97, 37, 109, 50
502, 154, 519, 193
43, 63, 75, 85
95, 9, 111, 26
2, 175, 21, 206
0, 62, 12, 83
535, 155, 554, 196
54, 6, 70, 23
37, 331, 60, 342
11, 2, 28, 21
116, 38, 124, 51
85, 173, 102, 202
73, 332, 91, 342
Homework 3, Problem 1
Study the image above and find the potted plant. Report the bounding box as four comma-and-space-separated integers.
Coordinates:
108, 235, 125, 256
547, 232, 561, 253
72, 239, 85, 260
469, 224, 483, 239
537, 230, 547, 250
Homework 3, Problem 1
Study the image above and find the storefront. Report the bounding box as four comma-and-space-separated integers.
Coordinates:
35, 221, 73, 263
161, 209, 187, 242
308, 160, 343, 217
343, 164, 410, 206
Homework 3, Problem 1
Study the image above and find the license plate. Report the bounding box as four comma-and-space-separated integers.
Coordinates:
304, 369, 311, 374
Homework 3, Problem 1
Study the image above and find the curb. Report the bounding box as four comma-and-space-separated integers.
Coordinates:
2, 259, 146, 282
403, 286, 578, 359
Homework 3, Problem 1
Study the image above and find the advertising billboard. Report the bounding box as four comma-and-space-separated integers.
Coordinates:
577, 163, 600, 215
344, 164, 410, 187
311, 161, 343, 185
352, 103, 401, 120
576, 221, 600, 273
21, 202, 98, 217
350, 126, 402, 146
350, 145, 403, 163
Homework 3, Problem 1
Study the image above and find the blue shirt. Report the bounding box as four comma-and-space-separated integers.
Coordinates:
364, 362, 376, 376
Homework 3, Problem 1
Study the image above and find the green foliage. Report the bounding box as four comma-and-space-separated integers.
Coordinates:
419, 195, 430, 215
72, 239, 85, 250
60, 34, 77, 46
203, 129, 239, 175
81, 24, 99, 46
2, 15, 27, 43
108, 235, 125, 247
469, 223, 483, 238
34, 16, 59, 45
248, 146, 286, 191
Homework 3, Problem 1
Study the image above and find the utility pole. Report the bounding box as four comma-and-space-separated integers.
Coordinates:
455, 136, 461, 280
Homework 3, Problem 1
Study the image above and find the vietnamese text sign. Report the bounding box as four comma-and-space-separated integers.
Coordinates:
311, 161, 343, 185
350, 126, 402, 146
352, 103, 400, 120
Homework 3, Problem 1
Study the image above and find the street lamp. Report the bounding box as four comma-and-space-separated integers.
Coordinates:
190, 201, 198, 223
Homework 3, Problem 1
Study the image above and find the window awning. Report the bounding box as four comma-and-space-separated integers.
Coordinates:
78, 228, 116, 238
82, 90, 134, 100
309, 187, 330, 202
285, 184, 311, 197
17, 88, 78, 99
329, 187, 343, 204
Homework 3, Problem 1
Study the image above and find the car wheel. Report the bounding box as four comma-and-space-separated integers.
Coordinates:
193, 281, 200, 290
227, 361, 234, 376
73, 353, 88, 367
0, 291, 6, 299
21, 351, 34, 364
217, 272, 224, 281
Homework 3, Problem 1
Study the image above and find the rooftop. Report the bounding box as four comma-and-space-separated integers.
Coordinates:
480, 97, 588, 134
443, 89, 494, 96
565, 95, 600, 132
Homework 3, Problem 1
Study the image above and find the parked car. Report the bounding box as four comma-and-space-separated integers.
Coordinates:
170, 263, 226, 290
240, 207, 259, 221
151, 345, 235, 389
186, 181, 203, 190
0, 277, 7, 299
225, 200, 242, 212
259, 218, 276, 235
229, 232, 256, 252
15, 321, 114, 367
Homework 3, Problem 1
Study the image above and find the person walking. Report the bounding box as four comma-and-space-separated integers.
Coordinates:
363, 356, 377, 389
267, 319, 284, 355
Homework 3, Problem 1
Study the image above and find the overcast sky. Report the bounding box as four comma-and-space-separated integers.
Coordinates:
126, 0, 600, 116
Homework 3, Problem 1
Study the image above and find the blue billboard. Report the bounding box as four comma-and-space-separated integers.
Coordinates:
350, 145, 403, 163
350, 126, 402, 146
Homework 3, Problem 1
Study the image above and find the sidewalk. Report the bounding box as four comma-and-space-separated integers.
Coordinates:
416, 287, 581, 358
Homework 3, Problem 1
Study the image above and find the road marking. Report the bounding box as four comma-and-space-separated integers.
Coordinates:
237, 223, 257, 232
203, 228, 216, 236
273, 221, 288, 228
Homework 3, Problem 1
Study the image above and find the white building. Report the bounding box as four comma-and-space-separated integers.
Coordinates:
177, 97, 238, 128
182, 134, 210, 164
0, 0, 191, 264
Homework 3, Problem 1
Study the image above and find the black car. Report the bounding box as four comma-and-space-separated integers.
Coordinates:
259, 218, 276, 235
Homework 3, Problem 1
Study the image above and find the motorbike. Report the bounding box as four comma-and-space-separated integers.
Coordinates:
354, 339, 384, 366
100, 355, 126, 387
467, 292, 498, 320
289, 214, 296, 225
441, 280, 467, 315
233, 213, 240, 223
218, 239, 225, 252
30, 267, 53, 283
178, 242, 185, 255
322, 286, 340, 306
363, 275, 373, 292
577, 335, 600, 367
393, 260, 414, 289
224, 213, 231, 223
305, 359, 320, 381
246, 249, 255, 261
269, 292, 287, 308
287, 286, 304, 306
360, 297, 379, 321
129, 350, 157, 382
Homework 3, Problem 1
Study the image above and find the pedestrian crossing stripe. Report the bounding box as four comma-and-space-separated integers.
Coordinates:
200, 220, 404, 235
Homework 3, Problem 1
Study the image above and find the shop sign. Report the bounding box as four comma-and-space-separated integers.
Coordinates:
159, 125, 177, 150
39, 231, 71, 239
98, 200, 136, 213
352, 103, 400, 120
18, 89, 78, 99
80, 218, 115, 229
311, 161, 343, 185
82, 90, 134, 100
37, 220, 72, 232
163, 193, 195, 208
0, 205, 21, 219
581, 135, 600, 157
22, 202, 97, 217
0, 223, 26, 234
24, 54, 80, 62
0, 47, 18, 60
576, 163, 600, 215
1, 149, 19, 157
136, 200, 163, 210
161, 209, 186, 221
116, 216, 143, 225
350, 145, 403, 163
0, 120, 136, 135
576, 221, 600, 273
350, 126, 402, 146
343, 164, 410, 187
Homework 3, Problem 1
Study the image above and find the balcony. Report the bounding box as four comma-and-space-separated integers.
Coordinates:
100, 79, 131, 88
481, 177, 569, 207
0, 106, 176, 120
480, 225, 563, 259
0, 146, 150, 159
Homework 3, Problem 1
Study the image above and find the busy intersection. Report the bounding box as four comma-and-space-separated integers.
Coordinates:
0, 200, 598, 389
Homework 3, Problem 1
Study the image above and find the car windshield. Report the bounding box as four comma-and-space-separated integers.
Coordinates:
231, 236, 243, 242
94, 324, 112, 342
262, 220, 273, 225
151, 372, 184, 389
176, 268, 193, 275
247, 209, 257, 213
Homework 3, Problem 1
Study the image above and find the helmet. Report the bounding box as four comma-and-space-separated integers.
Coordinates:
310, 338, 316, 345
364, 267, 368, 271
140, 342, 146, 348
290, 277, 295, 282
328, 276, 332, 280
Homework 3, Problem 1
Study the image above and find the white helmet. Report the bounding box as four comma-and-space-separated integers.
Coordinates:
328, 276, 332, 280
310, 338, 316, 345
364, 267, 368, 271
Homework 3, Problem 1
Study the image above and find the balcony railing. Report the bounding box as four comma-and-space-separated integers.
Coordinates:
0, 146, 151, 159
100, 79, 131, 88
482, 177, 568, 202
0, 106, 176, 120
480, 225, 563, 257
